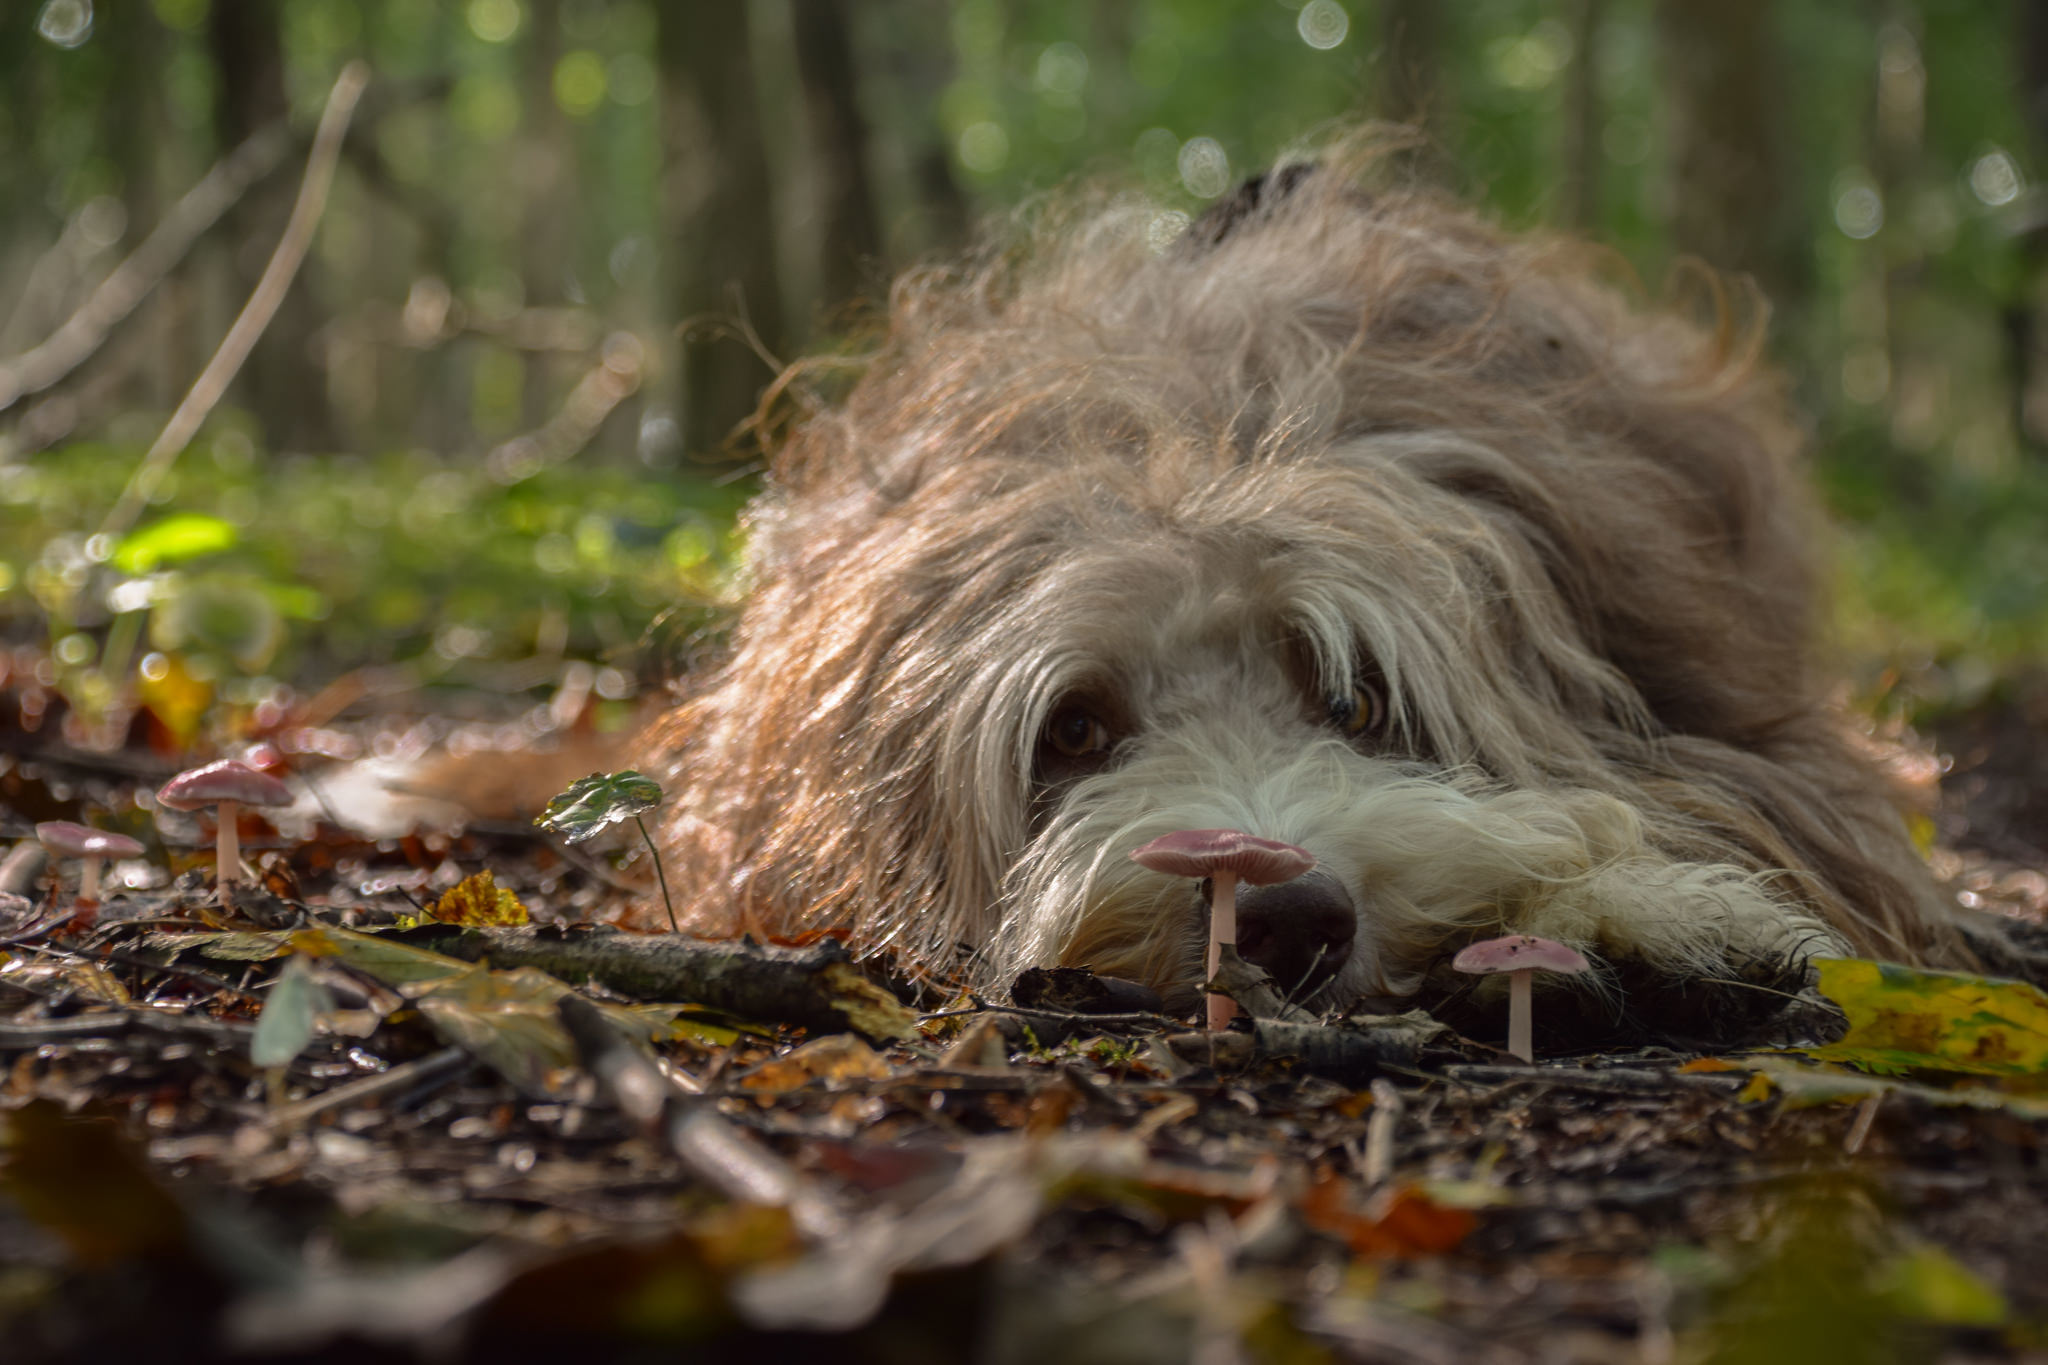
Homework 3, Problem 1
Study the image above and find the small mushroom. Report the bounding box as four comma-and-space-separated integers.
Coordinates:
34, 822, 145, 905
1130, 828, 1316, 1031
1450, 934, 1591, 1063
156, 759, 292, 886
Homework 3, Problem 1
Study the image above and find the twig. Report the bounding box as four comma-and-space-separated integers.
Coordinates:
262, 1044, 471, 1131
0, 124, 292, 411
97, 61, 371, 545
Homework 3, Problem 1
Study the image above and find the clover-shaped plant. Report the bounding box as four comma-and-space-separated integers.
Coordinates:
538, 770, 676, 932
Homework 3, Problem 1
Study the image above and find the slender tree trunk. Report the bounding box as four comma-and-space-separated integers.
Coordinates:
1376, 0, 1441, 129
791, 0, 881, 318
2009, 3, 2048, 454
1656, 0, 1801, 298
656, 2, 785, 460
521, 0, 574, 430
102, 0, 175, 410
206, 0, 334, 452
1559, 0, 1606, 231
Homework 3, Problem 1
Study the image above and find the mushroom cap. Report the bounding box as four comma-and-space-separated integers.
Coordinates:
1451, 934, 1591, 975
1129, 829, 1315, 886
35, 821, 145, 859
157, 759, 292, 812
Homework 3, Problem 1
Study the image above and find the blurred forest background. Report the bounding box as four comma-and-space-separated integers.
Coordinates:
2, 0, 2047, 753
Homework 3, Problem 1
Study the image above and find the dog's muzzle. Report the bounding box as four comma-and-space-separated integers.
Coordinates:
1232, 867, 1356, 1001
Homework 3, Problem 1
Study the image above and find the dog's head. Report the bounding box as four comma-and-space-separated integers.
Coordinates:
666, 159, 1926, 1018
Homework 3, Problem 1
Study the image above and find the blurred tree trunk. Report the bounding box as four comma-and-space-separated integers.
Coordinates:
522, 0, 574, 429
656, 2, 784, 460
206, 0, 334, 451
791, 0, 881, 317
1376, 0, 1441, 127
1375, 0, 1445, 179
102, 0, 175, 410
1656, 0, 1802, 299
1558, 0, 1605, 231
864, 0, 970, 257
2009, 3, 2048, 453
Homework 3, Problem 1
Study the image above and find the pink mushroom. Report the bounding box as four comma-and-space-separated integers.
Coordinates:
1450, 934, 1591, 1063
156, 760, 292, 887
1130, 828, 1316, 1031
34, 822, 145, 904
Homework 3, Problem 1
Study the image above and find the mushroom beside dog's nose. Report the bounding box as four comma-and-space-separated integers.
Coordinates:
1232, 869, 1356, 998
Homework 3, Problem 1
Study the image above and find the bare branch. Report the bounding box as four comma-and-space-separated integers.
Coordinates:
97, 61, 371, 546
0, 125, 292, 413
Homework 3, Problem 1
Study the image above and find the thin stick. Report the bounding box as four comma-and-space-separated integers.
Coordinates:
97, 61, 371, 546
0, 124, 291, 412
633, 813, 678, 932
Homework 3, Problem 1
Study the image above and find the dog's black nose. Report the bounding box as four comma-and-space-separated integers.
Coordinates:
1232, 869, 1356, 999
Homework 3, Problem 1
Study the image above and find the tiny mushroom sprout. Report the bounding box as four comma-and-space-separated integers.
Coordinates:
156, 759, 293, 886
1130, 828, 1316, 1031
1450, 934, 1592, 1064
34, 822, 144, 904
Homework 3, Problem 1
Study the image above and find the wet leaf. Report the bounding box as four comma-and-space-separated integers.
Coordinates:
1804, 957, 2048, 1075
536, 770, 664, 844
429, 869, 530, 927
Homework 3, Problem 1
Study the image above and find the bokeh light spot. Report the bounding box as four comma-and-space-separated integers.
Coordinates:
553, 50, 608, 118
467, 0, 522, 44
36, 0, 93, 49
1969, 149, 2022, 207
1178, 137, 1230, 199
1297, 0, 1349, 51
958, 122, 1010, 175
1834, 182, 1885, 240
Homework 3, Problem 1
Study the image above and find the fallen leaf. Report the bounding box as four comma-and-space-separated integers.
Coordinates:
429, 869, 529, 927
1804, 957, 2048, 1076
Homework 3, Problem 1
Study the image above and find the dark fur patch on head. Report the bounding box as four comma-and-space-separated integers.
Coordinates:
1177, 162, 1327, 254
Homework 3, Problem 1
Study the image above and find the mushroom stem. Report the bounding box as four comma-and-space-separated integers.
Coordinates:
78, 857, 103, 903
1507, 968, 1533, 1063
215, 799, 242, 885
1206, 872, 1239, 1031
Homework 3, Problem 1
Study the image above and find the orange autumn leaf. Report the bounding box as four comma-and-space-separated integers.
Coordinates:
1300, 1175, 1477, 1257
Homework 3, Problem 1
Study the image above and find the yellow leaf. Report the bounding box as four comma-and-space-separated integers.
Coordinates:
1737, 1072, 1776, 1104
1806, 958, 2048, 1075
428, 869, 529, 927
136, 652, 212, 749
1877, 1242, 2008, 1326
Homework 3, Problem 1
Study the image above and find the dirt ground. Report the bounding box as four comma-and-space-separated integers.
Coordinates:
0, 675, 2045, 1364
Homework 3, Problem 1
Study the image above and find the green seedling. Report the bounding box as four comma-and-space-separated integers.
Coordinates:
538, 770, 677, 933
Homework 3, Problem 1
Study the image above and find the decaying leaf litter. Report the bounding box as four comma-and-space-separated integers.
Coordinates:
0, 705, 2046, 1363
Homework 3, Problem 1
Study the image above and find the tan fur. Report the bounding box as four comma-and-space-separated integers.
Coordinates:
640, 147, 1961, 1010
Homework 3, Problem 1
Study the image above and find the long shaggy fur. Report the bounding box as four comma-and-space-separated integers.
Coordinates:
642, 151, 1962, 1030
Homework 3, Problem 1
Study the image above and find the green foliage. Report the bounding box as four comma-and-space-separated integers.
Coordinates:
538, 769, 664, 845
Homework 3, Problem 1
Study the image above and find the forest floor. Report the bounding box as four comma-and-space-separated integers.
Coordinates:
0, 668, 2045, 1364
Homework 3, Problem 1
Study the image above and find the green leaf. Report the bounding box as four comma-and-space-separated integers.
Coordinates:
1876, 1242, 2008, 1326
1803, 957, 2048, 1076
537, 769, 665, 844
251, 956, 335, 1069
112, 513, 239, 574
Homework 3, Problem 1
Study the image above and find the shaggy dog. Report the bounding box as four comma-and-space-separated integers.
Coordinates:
640, 157, 1967, 1041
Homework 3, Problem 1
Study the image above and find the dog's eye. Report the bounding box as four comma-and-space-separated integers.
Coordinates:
1327, 684, 1385, 736
1045, 706, 1112, 758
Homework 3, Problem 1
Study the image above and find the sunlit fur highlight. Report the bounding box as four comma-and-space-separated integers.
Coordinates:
642, 146, 1961, 1013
